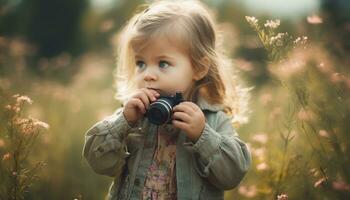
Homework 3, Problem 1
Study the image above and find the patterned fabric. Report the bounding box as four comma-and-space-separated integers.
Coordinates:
142, 125, 179, 200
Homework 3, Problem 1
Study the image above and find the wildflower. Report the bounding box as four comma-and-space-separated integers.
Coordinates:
293, 36, 307, 46
277, 193, 288, 200
270, 32, 287, 45
256, 162, 269, 171
310, 168, 319, 177
316, 62, 332, 74
252, 133, 268, 144
238, 185, 257, 198
330, 72, 345, 83
319, 130, 330, 138
314, 177, 327, 188
5, 104, 20, 113
307, 15, 323, 24
332, 181, 350, 191
33, 120, 50, 130
245, 16, 258, 25
2, 153, 11, 161
15, 94, 33, 105
13, 117, 29, 125
264, 19, 280, 29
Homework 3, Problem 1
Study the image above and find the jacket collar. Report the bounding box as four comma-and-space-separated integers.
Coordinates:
196, 96, 224, 112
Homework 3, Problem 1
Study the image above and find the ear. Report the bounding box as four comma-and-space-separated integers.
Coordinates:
193, 57, 210, 81
194, 68, 209, 81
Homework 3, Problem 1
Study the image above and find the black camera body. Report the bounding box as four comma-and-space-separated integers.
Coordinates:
146, 92, 183, 125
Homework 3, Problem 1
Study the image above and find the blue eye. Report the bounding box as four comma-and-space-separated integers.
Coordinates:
136, 60, 146, 69
159, 60, 170, 69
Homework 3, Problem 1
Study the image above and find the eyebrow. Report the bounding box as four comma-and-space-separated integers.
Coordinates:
135, 55, 175, 61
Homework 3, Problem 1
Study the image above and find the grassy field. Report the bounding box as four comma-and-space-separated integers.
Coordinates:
1, 1, 349, 199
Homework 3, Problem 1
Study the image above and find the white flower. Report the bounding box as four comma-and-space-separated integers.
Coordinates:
270, 32, 287, 46
245, 16, 258, 25
264, 19, 280, 28
34, 121, 50, 130
277, 193, 288, 200
15, 95, 33, 105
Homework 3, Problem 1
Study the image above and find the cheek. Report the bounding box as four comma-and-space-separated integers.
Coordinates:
134, 75, 143, 87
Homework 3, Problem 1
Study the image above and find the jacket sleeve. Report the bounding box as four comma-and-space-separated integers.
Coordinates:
186, 111, 251, 190
82, 108, 141, 177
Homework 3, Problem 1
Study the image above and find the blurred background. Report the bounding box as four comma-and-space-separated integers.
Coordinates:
0, 0, 349, 199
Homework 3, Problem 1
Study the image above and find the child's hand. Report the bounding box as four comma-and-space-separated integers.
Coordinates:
172, 102, 206, 142
123, 88, 160, 126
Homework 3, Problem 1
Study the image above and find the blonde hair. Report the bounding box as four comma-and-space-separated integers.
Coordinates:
114, 0, 250, 125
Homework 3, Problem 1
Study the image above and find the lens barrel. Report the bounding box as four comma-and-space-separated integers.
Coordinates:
146, 92, 183, 125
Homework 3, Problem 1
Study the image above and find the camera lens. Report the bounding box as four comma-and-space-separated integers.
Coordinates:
146, 92, 183, 125
147, 99, 172, 125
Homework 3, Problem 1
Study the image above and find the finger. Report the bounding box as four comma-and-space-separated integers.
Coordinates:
172, 111, 191, 122
146, 88, 160, 99
130, 98, 146, 113
172, 119, 189, 130
134, 91, 150, 108
142, 88, 159, 102
173, 103, 195, 113
180, 101, 199, 111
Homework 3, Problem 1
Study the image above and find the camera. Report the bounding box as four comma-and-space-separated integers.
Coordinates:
145, 92, 184, 125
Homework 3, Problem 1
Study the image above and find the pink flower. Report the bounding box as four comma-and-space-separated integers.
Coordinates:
252, 133, 268, 144
332, 181, 350, 191
330, 73, 345, 83
319, 130, 330, 138
238, 185, 257, 198
256, 162, 269, 171
307, 15, 323, 24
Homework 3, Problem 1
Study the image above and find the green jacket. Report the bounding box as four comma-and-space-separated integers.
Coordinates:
83, 97, 251, 200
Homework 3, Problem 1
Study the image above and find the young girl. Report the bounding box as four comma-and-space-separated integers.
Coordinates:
83, 0, 251, 199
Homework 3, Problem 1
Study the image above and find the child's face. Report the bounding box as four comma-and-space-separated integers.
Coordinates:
134, 37, 197, 99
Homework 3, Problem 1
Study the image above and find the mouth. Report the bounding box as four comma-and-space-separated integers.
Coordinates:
147, 87, 161, 93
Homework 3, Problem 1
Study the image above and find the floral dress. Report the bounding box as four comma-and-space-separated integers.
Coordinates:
141, 125, 179, 200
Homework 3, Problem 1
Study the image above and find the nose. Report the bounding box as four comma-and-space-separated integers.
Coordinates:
143, 67, 158, 82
